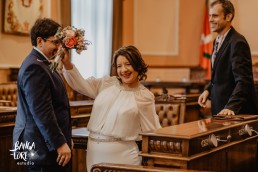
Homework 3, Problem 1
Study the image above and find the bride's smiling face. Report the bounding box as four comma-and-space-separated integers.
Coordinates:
116, 55, 140, 88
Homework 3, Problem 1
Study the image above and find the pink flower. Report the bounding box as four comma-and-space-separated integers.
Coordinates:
65, 30, 75, 37
64, 37, 77, 48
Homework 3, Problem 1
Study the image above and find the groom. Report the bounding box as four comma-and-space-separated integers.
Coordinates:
13, 18, 72, 172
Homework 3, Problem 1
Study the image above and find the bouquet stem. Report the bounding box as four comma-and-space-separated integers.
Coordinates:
49, 50, 65, 73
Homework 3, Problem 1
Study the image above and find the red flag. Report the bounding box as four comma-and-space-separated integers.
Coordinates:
200, 0, 212, 79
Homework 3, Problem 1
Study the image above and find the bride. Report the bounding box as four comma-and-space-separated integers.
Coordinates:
62, 45, 161, 171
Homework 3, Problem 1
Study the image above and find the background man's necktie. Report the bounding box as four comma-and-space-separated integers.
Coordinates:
212, 41, 219, 67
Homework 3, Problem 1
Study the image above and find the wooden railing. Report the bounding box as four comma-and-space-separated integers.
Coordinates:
90, 163, 208, 172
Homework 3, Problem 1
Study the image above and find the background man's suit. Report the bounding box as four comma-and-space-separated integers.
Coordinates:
206, 27, 258, 115
13, 48, 71, 165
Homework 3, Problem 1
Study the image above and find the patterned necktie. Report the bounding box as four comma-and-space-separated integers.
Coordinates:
212, 41, 219, 67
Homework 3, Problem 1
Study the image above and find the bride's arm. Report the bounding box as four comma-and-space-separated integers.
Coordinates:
61, 49, 101, 99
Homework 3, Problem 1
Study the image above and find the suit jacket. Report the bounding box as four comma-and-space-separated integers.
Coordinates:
13, 49, 71, 165
206, 27, 258, 115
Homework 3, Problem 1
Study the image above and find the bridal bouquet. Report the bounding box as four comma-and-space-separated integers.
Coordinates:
49, 26, 91, 72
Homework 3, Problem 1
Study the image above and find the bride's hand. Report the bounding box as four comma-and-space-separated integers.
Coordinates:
60, 48, 73, 70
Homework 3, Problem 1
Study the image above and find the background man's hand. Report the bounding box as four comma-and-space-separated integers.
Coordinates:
217, 109, 235, 116
198, 90, 209, 108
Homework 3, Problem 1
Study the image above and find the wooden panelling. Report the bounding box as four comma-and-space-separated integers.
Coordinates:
134, 0, 179, 56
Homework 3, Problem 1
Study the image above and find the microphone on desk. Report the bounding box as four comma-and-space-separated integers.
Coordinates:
239, 124, 258, 136
202, 123, 258, 148
207, 134, 232, 148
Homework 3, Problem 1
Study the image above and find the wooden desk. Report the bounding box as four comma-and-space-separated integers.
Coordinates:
70, 128, 210, 172
69, 100, 93, 127
72, 127, 89, 149
69, 101, 92, 171
0, 106, 17, 124
142, 81, 207, 94
72, 127, 89, 172
0, 102, 93, 172
70, 100, 94, 109
0, 106, 27, 172
140, 117, 258, 172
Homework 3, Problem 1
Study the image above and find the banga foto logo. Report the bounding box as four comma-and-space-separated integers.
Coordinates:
10, 141, 39, 165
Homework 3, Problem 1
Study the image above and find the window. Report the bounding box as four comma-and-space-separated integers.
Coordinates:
71, 0, 113, 78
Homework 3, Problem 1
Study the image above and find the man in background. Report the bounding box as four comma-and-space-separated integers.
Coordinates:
198, 0, 258, 116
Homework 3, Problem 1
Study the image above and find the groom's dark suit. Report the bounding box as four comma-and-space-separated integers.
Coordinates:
13, 48, 71, 165
206, 27, 258, 115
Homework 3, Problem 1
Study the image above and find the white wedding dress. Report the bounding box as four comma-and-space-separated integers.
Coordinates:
63, 66, 161, 171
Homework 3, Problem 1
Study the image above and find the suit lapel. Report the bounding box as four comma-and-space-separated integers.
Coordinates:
31, 49, 52, 66
212, 27, 235, 78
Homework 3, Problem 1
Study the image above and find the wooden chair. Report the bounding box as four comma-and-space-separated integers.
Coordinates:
155, 103, 181, 127
155, 91, 203, 127
0, 82, 17, 107
155, 91, 186, 127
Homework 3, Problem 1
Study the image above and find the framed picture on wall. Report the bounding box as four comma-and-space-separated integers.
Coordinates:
3, 0, 44, 35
